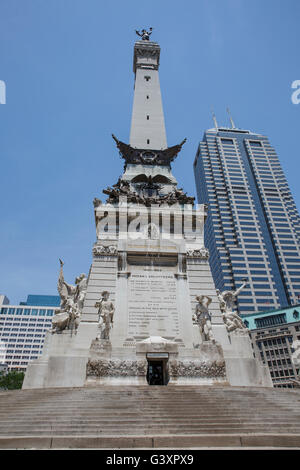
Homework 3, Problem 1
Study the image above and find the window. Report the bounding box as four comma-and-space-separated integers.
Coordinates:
249, 141, 262, 147
255, 313, 287, 328
144, 75, 151, 81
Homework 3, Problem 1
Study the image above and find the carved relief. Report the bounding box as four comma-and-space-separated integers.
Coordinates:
93, 245, 118, 256
86, 359, 147, 377
102, 176, 194, 207
169, 360, 226, 378
186, 247, 209, 259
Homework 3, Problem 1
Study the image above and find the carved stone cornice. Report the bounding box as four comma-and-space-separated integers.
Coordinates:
186, 247, 209, 260
133, 41, 160, 73
93, 245, 118, 256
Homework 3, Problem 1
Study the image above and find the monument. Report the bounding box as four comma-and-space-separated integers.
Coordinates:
23, 30, 272, 389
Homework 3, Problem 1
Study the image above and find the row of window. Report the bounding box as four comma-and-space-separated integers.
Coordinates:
0, 308, 54, 316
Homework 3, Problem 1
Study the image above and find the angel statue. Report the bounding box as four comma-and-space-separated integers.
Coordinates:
135, 27, 153, 41
51, 259, 87, 334
216, 279, 248, 333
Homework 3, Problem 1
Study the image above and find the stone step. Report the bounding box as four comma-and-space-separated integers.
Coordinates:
1, 421, 300, 431
0, 397, 296, 405
0, 386, 300, 448
1, 433, 300, 449
0, 410, 298, 418
0, 411, 297, 418
0, 411, 297, 420
0, 418, 299, 427
0, 404, 293, 411
2, 424, 300, 433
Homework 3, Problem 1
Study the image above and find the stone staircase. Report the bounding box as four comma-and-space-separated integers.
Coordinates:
0, 385, 300, 448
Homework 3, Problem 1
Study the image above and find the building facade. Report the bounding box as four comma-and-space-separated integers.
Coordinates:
194, 126, 300, 314
241, 305, 300, 388
0, 295, 58, 371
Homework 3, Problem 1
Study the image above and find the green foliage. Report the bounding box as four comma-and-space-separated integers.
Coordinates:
0, 370, 25, 390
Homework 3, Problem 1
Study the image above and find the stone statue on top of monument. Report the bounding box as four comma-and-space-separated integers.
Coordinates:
51, 259, 87, 334
193, 295, 215, 342
95, 291, 115, 340
216, 279, 248, 334
135, 27, 153, 41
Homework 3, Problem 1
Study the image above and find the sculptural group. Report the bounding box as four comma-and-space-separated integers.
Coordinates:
193, 280, 249, 342
51, 259, 87, 334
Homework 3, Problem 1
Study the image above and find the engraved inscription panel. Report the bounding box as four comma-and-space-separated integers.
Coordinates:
128, 271, 179, 338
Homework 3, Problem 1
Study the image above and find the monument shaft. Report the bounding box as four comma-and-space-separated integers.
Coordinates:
130, 41, 167, 150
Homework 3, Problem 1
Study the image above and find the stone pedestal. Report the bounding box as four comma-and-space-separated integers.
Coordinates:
23, 330, 89, 389
223, 332, 273, 387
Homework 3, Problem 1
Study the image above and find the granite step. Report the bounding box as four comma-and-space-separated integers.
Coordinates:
0, 385, 300, 448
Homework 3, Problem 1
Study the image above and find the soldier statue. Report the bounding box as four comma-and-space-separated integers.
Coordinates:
95, 291, 115, 340
193, 295, 214, 342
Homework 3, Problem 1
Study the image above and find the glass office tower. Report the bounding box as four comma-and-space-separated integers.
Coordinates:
194, 125, 300, 314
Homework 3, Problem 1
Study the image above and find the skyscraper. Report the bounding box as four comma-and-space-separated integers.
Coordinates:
0, 294, 56, 370
194, 122, 300, 314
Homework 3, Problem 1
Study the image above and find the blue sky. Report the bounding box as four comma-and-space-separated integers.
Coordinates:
0, 0, 300, 304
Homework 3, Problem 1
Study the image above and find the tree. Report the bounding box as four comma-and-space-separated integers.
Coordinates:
0, 370, 25, 390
